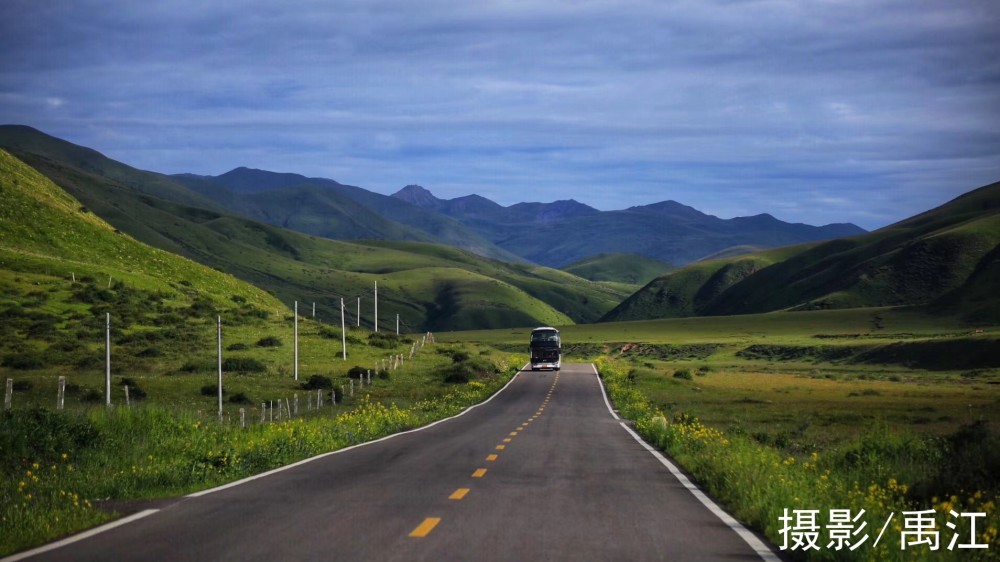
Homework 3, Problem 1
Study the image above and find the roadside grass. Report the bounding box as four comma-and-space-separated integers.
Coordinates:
0, 265, 525, 556
598, 357, 999, 561
1, 344, 521, 557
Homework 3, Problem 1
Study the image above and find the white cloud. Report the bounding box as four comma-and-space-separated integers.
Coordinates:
1, 0, 997, 230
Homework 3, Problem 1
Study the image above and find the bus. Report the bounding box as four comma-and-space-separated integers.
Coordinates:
529, 327, 561, 371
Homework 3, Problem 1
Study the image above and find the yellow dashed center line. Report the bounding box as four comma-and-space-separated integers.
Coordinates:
408, 376, 566, 540
409, 517, 441, 538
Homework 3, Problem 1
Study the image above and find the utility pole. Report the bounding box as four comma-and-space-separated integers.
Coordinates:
105, 313, 111, 407
294, 301, 299, 381
217, 316, 223, 421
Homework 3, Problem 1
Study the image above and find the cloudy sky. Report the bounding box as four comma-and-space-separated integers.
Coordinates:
2, 0, 998, 230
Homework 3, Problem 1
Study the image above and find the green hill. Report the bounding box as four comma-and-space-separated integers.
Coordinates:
602, 181, 1000, 321
561, 253, 674, 285
0, 149, 281, 311
600, 246, 804, 321
0, 133, 628, 330
0, 149, 288, 375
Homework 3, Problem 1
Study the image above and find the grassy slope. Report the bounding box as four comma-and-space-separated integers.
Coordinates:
560, 253, 674, 285
0, 149, 281, 311
366, 241, 631, 324
1, 150, 619, 331
603, 181, 1000, 321
600, 246, 804, 321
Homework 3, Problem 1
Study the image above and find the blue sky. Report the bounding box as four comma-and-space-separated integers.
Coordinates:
2, 0, 998, 230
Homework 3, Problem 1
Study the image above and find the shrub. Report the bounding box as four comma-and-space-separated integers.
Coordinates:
256, 336, 283, 348
81, 389, 103, 403
2, 352, 45, 370
228, 392, 253, 405
179, 361, 203, 373
136, 347, 162, 358
0, 408, 100, 470
301, 375, 333, 390
368, 332, 410, 349
673, 369, 693, 380
226, 343, 249, 351
440, 358, 494, 384
377, 369, 390, 381
442, 364, 471, 384
222, 357, 267, 373
346, 366, 368, 380
11, 380, 33, 391
318, 326, 341, 340
119, 377, 147, 400
436, 347, 474, 363
185, 297, 215, 317
200, 384, 222, 397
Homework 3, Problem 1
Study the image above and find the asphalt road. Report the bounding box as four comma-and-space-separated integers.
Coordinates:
12, 363, 779, 561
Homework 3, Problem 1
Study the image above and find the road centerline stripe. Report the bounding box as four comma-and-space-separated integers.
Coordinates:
486, 454, 498, 461
449, 488, 470, 500
409, 517, 441, 538
472, 468, 487, 478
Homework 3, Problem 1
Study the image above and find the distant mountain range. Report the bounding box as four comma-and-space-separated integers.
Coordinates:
391, 184, 865, 267
169, 163, 866, 269
0, 126, 867, 269
3, 124, 993, 329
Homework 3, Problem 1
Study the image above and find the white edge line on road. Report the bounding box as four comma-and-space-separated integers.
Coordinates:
590, 363, 781, 562
3, 366, 530, 561
1, 509, 160, 562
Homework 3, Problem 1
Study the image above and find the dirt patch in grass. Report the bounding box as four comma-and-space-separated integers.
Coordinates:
736, 344, 870, 363
615, 343, 724, 361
